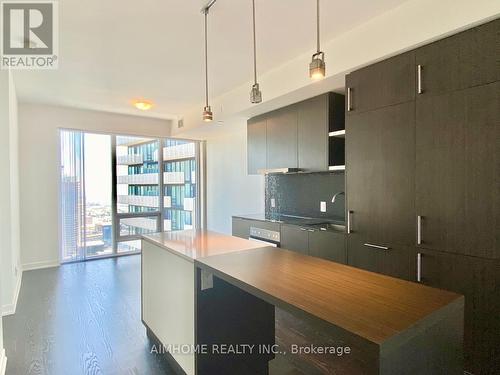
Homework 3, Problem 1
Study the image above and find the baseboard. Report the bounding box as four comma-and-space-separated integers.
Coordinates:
0, 349, 6, 375
22, 260, 59, 272
1, 267, 23, 316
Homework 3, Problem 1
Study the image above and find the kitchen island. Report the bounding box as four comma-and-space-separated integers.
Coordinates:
195, 247, 464, 375
142, 230, 464, 375
141, 230, 265, 375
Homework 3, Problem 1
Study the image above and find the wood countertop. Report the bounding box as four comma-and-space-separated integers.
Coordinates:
195, 247, 463, 345
142, 230, 265, 262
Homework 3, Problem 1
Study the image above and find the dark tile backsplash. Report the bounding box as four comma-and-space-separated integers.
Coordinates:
265, 172, 345, 221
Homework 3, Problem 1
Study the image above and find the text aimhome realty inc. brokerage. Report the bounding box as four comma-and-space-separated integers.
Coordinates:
150, 343, 352, 356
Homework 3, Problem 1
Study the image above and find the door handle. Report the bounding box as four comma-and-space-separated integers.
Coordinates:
363, 243, 390, 251
417, 65, 423, 94
417, 215, 423, 245
417, 252, 423, 282
347, 87, 353, 111
347, 210, 353, 234
300, 227, 308, 231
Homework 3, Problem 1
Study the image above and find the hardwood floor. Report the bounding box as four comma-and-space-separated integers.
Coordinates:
3, 255, 175, 375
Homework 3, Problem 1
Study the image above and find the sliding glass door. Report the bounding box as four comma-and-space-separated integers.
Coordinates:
59, 130, 202, 263
115, 136, 161, 253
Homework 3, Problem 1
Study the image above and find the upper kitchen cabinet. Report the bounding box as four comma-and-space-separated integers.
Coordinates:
416, 81, 500, 259
247, 92, 345, 174
247, 115, 267, 174
297, 95, 328, 171
266, 106, 298, 170
345, 51, 415, 114
298, 93, 345, 171
415, 19, 500, 97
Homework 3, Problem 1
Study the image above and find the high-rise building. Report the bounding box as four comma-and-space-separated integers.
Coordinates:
116, 137, 197, 235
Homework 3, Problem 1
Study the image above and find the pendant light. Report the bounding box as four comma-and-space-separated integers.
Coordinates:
202, 7, 213, 122
250, 0, 262, 103
309, 0, 325, 80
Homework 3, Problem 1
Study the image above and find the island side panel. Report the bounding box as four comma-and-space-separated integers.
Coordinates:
379, 297, 464, 375
142, 239, 195, 375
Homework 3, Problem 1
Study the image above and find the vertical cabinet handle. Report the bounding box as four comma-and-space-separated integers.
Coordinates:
347, 87, 353, 111
417, 215, 423, 245
347, 210, 353, 234
417, 252, 423, 282
417, 65, 423, 94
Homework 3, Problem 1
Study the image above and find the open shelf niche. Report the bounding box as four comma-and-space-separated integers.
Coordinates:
328, 91, 346, 171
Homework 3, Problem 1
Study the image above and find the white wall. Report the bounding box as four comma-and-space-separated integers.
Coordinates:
205, 120, 264, 234
0, 70, 22, 317
176, 0, 500, 135
18, 103, 173, 269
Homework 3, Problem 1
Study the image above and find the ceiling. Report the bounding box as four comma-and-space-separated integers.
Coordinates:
13, 0, 410, 119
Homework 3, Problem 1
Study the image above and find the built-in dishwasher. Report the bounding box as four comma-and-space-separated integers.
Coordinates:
248, 227, 280, 247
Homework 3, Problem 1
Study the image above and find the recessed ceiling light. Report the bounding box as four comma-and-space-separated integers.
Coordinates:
132, 99, 154, 111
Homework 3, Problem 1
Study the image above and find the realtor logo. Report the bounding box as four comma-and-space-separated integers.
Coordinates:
1, 1, 58, 69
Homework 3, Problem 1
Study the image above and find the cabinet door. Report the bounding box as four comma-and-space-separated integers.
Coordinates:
266, 107, 298, 169
345, 51, 415, 113
309, 230, 346, 263
347, 234, 410, 280
413, 248, 500, 374
346, 101, 415, 246
280, 225, 308, 255
415, 19, 499, 96
416, 82, 499, 259
232, 218, 253, 239
297, 95, 328, 171
247, 116, 267, 174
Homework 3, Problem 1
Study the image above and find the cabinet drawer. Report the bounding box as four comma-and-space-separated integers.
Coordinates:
280, 224, 309, 255
347, 234, 410, 280
309, 230, 346, 264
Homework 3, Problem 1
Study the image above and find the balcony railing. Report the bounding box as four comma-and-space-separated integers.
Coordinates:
163, 172, 185, 185
116, 154, 144, 165
121, 217, 158, 232
164, 196, 171, 208
183, 197, 195, 211
117, 173, 159, 185
117, 195, 159, 208
163, 143, 195, 161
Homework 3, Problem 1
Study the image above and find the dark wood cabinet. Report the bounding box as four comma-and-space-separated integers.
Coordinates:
247, 92, 344, 174
415, 18, 500, 97
247, 116, 267, 174
412, 248, 500, 374
346, 101, 415, 247
266, 107, 298, 170
345, 51, 415, 114
297, 95, 328, 171
280, 224, 309, 255
309, 230, 346, 264
416, 81, 500, 259
347, 234, 410, 280
343, 20, 499, 374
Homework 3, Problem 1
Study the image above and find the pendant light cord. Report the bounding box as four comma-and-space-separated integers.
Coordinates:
204, 10, 209, 107
316, 0, 320, 53
252, 0, 257, 85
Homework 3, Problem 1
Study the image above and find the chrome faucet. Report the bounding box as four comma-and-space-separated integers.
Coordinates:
331, 191, 345, 203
